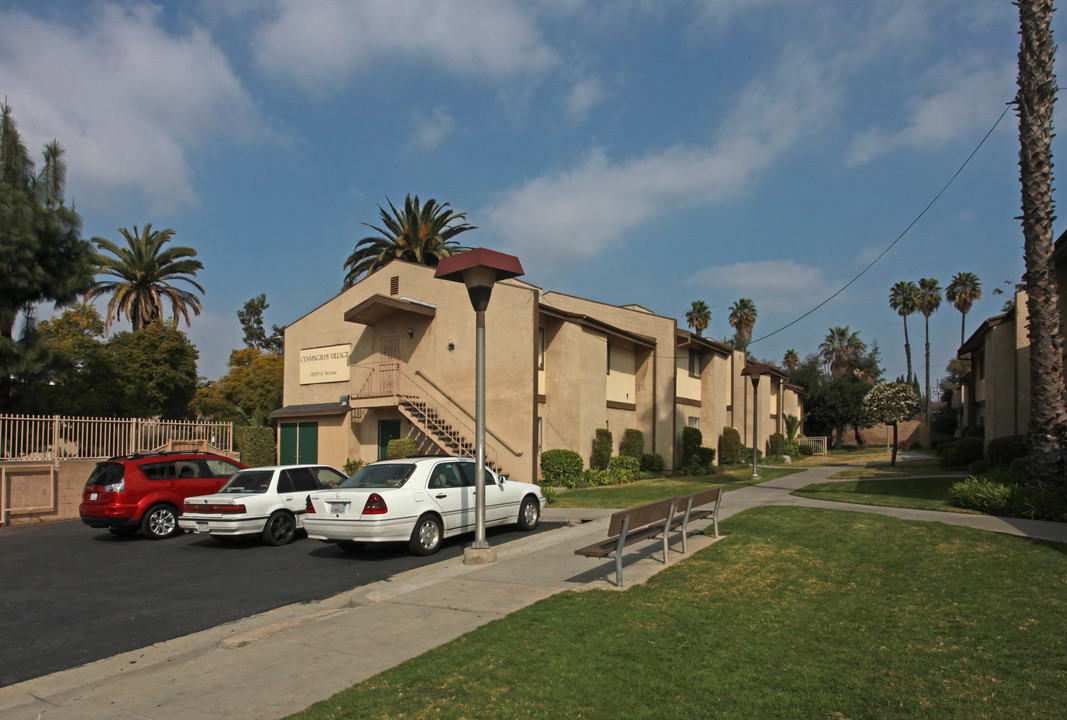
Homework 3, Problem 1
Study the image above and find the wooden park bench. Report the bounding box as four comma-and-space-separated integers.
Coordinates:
669, 487, 723, 554
574, 497, 678, 587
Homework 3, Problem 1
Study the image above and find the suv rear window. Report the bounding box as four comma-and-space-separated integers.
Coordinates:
85, 463, 124, 488
340, 463, 415, 489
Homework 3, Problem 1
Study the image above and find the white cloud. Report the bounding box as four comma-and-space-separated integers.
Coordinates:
252, 0, 559, 93
685, 261, 830, 313
563, 75, 608, 121
845, 59, 1016, 166
484, 41, 840, 270
407, 107, 456, 152
0, 4, 271, 215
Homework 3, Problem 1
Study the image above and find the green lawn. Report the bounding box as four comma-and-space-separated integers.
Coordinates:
792, 476, 977, 514
828, 458, 959, 480
288, 506, 1067, 720
548, 467, 801, 509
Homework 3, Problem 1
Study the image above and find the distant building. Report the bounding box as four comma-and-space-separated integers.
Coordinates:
273, 259, 804, 483
957, 231, 1067, 445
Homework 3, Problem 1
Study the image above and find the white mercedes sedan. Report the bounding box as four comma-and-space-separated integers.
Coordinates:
304, 456, 545, 555
180, 464, 347, 546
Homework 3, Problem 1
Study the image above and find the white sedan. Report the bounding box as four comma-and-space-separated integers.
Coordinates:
304, 456, 545, 555
180, 465, 347, 545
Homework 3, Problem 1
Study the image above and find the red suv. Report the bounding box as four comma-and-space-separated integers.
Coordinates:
79, 451, 246, 539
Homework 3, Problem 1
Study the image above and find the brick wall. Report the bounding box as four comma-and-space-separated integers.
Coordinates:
853, 420, 923, 449
1, 460, 96, 526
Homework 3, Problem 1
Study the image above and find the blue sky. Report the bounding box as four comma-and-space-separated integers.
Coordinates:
1, 0, 1057, 383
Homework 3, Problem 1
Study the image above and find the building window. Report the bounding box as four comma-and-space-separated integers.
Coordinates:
688, 416, 700, 429
688, 349, 702, 378
606, 340, 612, 375
538, 327, 546, 370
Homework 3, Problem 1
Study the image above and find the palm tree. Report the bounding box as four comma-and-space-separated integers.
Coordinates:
946, 272, 983, 347
728, 298, 757, 348
819, 326, 866, 377
782, 349, 800, 375
888, 280, 919, 386
1017, 0, 1067, 485
85, 224, 205, 332
342, 195, 475, 288
916, 277, 942, 423
685, 301, 711, 336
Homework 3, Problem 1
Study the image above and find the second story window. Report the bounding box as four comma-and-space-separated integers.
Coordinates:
688, 349, 702, 378
538, 327, 546, 370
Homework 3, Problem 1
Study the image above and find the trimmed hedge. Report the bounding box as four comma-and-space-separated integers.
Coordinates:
951, 467, 1067, 521
590, 428, 613, 470
681, 426, 702, 465
768, 433, 786, 457
540, 449, 584, 487
387, 438, 418, 459
987, 435, 1029, 468
234, 426, 275, 468
940, 436, 984, 469
608, 455, 640, 483
719, 427, 743, 465
640, 453, 665, 473
619, 428, 644, 458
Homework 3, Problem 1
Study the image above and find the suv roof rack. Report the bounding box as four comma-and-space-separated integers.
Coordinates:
106, 450, 214, 462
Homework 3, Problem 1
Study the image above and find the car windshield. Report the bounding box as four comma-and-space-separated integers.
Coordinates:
339, 463, 415, 489
220, 470, 273, 493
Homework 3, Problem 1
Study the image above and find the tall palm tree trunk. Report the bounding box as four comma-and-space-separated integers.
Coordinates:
924, 319, 931, 425
1018, 0, 1067, 485
903, 317, 913, 385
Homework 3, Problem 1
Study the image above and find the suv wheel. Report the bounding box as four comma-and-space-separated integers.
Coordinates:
142, 503, 181, 540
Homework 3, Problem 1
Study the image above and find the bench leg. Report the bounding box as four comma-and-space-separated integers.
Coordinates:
614, 517, 630, 587
660, 500, 677, 563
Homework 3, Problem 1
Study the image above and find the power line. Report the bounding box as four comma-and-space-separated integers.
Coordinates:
749, 101, 1014, 348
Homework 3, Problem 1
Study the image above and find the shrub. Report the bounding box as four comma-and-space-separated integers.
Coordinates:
719, 427, 743, 465
608, 455, 640, 484
590, 428, 613, 470
539, 486, 558, 505
964, 425, 986, 439
987, 435, 1030, 468
940, 436, 984, 469
768, 433, 786, 457
697, 447, 716, 469
540, 449, 584, 487
784, 440, 800, 458
640, 452, 665, 473
951, 470, 1067, 521
740, 445, 763, 464
967, 459, 991, 476
798, 443, 815, 456
234, 426, 275, 467
387, 438, 418, 459
784, 414, 800, 441
681, 426, 702, 465
678, 447, 718, 477
619, 429, 644, 458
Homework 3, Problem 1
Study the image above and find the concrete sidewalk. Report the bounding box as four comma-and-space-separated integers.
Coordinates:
3, 466, 1065, 720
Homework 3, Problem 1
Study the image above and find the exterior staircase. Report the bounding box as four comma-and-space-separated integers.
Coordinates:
397, 396, 508, 476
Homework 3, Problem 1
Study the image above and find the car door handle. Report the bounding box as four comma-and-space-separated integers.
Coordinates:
435, 493, 448, 499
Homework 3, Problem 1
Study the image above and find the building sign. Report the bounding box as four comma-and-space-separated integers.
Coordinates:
300, 344, 351, 385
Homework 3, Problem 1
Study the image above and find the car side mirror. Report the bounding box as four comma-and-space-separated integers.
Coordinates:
498, 475, 507, 484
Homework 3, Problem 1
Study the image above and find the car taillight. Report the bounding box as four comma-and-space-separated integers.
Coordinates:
362, 493, 388, 515
186, 503, 246, 514
305, 495, 316, 514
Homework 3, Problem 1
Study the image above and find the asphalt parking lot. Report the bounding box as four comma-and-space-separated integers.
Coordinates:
0, 518, 562, 686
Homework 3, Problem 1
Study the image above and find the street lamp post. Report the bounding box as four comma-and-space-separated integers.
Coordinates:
742, 365, 764, 481
435, 248, 524, 566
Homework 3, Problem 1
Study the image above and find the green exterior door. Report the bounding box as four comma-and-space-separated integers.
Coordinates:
280, 422, 318, 464
378, 419, 401, 460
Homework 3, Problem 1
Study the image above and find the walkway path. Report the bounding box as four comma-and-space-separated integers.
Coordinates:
2, 464, 1063, 719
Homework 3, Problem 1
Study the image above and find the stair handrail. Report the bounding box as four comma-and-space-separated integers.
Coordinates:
409, 370, 523, 458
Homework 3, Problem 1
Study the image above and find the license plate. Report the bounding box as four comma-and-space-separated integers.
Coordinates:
90, 492, 98, 501
196, 522, 208, 533
329, 502, 348, 515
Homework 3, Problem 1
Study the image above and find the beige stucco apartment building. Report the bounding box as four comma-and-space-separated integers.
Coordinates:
957, 230, 1067, 446
274, 259, 804, 484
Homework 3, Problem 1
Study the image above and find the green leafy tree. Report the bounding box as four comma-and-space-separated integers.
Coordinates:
0, 103, 95, 409
192, 347, 283, 425
863, 382, 921, 466
86, 224, 205, 332
237, 294, 284, 354
1017, 0, 1066, 485
946, 272, 982, 347
685, 300, 711, 336
889, 280, 919, 385
37, 304, 119, 416
343, 195, 475, 287
109, 321, 199, 418
819, 326, 867, 377
916, 278, 942, 423
807, 375, 872, 449
728, 298, 757, 348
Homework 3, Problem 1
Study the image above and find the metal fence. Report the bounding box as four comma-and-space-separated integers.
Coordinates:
0, 414, 233, 461
799, 436, 829, 456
